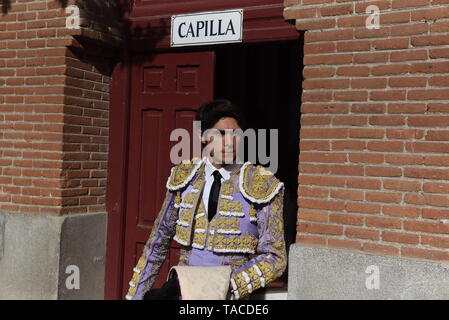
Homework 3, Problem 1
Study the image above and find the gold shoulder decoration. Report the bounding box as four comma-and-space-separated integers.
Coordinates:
238, 162, 284, 205
166, 157, 204, 192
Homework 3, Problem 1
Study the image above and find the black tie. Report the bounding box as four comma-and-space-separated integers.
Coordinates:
208, 170, 222, 222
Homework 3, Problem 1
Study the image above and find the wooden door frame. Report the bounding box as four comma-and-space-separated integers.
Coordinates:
105, 0, 300, 300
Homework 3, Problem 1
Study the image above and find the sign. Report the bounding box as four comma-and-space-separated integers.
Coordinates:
171, 9, 243, 47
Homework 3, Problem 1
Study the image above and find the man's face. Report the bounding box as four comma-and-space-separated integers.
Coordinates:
204, 117, 241, 165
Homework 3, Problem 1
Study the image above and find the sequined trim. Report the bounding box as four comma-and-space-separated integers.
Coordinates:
126, 254, 148, 299
211, 232, 258, 253
173, 224, 191, 246
218, 198, 245, 217
172, 174, 205, 247
239, 162, 284, 204
166, 157, 204, 191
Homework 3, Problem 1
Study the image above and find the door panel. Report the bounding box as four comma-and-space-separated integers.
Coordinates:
139, 108, 164, 227
122, 51, 215, 298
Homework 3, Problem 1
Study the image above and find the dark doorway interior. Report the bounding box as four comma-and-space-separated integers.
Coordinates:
214, 40, 302, 288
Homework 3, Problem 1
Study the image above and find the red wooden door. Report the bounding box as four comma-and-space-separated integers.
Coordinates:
122, 51, 215, 298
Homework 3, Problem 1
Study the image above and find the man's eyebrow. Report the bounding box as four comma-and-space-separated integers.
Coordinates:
217, 129, 237, 134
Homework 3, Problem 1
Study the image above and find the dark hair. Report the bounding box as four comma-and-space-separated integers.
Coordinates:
195, 99, 247, 134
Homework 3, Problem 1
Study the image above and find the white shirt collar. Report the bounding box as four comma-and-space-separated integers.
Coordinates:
204, 156, 237, 181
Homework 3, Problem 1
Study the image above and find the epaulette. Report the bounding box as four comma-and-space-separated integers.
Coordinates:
166, 157, 204, 191
238, 162, 284, 205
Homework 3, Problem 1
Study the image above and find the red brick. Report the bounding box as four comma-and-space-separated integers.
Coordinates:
382, 231, 420, 244
296, 234, 327, 246
385, 154, 424, 165
298, 198, 346, 211
422, 208, 449, 220
298, 209, 329, 222
354, 52, 389, 64
404, 220, 449, 234
349, 152, 384, 163
373, 38, 409, 50
346, 227, 380, 240
346, 202, 381, 214
392, 0, 430, 9
328, 238, 362, 250
390, 50, 428, 62
401, 247, 449, 261
320, 4, 353, 16
297, 222, 344, 236
346, 177, 381, 190
411, 6, 449, 21
421, 235, 449, 248
329, 212, 364, 225
365, 191, 402, 204
363, 243, 400, 256
336, 66, 370, 76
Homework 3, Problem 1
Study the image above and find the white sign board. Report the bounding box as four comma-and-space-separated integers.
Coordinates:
171, 9, 243, 47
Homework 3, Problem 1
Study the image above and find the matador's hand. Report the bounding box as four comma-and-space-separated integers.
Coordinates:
226, 286, 233, 300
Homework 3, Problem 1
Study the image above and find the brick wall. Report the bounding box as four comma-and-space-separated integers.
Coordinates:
284, 0, 449, 261
0, 0, 123, 215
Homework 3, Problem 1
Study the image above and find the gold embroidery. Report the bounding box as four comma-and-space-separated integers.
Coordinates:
174, 224, 191, 245
228, 255, 248, 270
218, 198, 230, 211
257, 258, 276, 283
240, 163, 283, 203
220, 183, 233, 197
218, 198, 244, 216
192, 231, 207, 248
234, 271, 248, 288
213, 215, 240, 227
126, 189, 179, 299
192, 200, 207, 248
233, 272, 250, 298
246, 265, 261, 283
193, 175, 203, 190
194, 215, 207, 229
231, 257, 273, 299
230, 187, 287, 300
206, 230, 214, 249
247, 265, 265, 289
182, 193, 197, 206
249, 203, 257, 220
126, 255, 147, 297
172, 170, 205, 247
179, 208, 193, 223
173, 162, 282, 258
211, 214, 241, 235
212, 231, 258, 253
228, 200, 243, 211
178, 248, 187, 265
167, 160, 200, 190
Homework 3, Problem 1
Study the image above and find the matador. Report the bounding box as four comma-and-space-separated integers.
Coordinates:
125, 100, 287, 300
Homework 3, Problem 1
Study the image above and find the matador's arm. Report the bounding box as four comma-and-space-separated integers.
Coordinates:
125, 189, 179, 300
230, 187, 287, 300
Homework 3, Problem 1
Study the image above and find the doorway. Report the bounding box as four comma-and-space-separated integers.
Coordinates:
112, 39, 302, 299
215, 40, 302, 288
105, 10, 303, 296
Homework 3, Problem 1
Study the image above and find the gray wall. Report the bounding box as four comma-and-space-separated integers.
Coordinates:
0, 212, 107, 300
288, 244, 449, 300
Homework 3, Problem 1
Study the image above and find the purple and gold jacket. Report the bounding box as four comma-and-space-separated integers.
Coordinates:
125, 157, 287, 300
